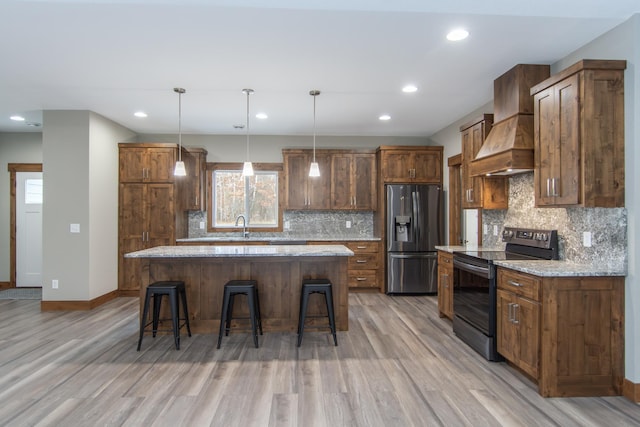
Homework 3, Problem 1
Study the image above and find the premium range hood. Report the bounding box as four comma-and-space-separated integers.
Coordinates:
470, 64, 550, 177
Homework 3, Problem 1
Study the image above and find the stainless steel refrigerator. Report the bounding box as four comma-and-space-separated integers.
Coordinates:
386, 184, 443, 294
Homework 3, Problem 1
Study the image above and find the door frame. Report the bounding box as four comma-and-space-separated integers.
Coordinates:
6, 163, 42, 289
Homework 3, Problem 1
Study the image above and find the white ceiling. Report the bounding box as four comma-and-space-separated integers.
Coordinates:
1, 0, 638, 137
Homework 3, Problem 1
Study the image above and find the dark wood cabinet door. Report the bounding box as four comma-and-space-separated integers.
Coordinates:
516, 296, 540, 378
148, 184, 175, 242
535, 74, 580, 206
497, 289, 517, 362
413, 150, 442, 183
119, 148, 147, 182
381, 150, 413, 182
330, 154, 352, 209
284, 152, 309, 209
353, 154, 376, 210
146, 148, 176, 183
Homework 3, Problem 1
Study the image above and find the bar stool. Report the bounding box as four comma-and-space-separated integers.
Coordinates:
217, 280, 263, 349
297, 278, 337, 347
137, 281, 191, 351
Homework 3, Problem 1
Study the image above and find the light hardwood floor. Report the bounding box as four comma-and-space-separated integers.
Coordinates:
0, 293, 639, 426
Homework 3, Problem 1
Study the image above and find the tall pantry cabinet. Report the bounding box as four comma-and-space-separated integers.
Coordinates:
118, 143, 181, 295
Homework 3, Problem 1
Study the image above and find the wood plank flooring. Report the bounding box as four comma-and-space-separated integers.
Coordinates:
0, 293, 639, 426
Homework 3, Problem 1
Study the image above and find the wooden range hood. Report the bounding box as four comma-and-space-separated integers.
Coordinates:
470, 64, 550, 176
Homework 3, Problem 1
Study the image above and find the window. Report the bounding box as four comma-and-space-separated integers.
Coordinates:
208, 163, 282, 231
25, 179, 43, 204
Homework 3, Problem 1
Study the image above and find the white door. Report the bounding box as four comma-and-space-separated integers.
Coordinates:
463, 208, 479, 247
16, 172, 43, 287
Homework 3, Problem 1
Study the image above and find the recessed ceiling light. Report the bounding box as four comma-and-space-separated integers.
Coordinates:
255, 113, 268, 119
446, 28, 469, 41
379, 114, 391, 121
10, 115, 25, 121
402, 85, 418, 93
134, 111, 148, 118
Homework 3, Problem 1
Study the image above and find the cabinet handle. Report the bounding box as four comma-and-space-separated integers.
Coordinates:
356, 245, 367, 249
443, 258, 450, 263
468, 188, 473, 202
513, 303, 520, 324
195, 196, 198, 205
356, 260, 367, 264
546, 178, 551, 197
356, 277, 367, 281
507, 280, 522, 287
552, 177, 560, 197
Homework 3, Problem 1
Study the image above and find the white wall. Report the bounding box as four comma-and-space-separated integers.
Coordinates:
42, 111, 136, 301
0, 133, 42, 283
88, 113, 136, 299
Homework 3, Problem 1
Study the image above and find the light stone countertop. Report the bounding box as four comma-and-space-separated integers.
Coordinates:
177, 236, 381, 243
493, 260, 626, 277
125, 244, 354, 258
435, 245, 625, 277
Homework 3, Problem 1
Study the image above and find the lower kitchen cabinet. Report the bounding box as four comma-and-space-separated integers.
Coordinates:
496, 267, 624, 397
293, 240, 383, 292
437, 250, 454, 319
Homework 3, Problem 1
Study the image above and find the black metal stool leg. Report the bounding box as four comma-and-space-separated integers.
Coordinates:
325, 287, 337, 346
137, 289, 151, 351
218, 288, 230, 349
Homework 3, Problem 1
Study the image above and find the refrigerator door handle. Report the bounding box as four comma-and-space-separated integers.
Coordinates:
412, 191, 419, 243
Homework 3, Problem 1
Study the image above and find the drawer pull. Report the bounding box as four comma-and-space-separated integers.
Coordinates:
507, 280, 523, 287
356, 277, 367, 281
356, 260, 368, 263
356, 246, 367, 249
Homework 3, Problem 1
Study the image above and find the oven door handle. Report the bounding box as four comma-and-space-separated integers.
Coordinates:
453, 258, 491, 279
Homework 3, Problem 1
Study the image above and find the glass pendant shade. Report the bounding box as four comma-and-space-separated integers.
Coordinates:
242, 161, 254, 177
174, 160, 186, 176
309, 161, 320, 177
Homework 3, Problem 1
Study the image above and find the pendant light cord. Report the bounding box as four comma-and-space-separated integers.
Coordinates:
178, 90, 182, 161
312, 93, 316, 162
245, 89, 251, 162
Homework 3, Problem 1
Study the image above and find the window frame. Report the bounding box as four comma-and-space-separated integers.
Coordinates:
207, 162, 284, 233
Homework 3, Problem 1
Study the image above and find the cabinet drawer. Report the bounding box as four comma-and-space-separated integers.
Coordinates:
348, 270, 378, 288
348, 253, 379, 270
345, 241, 379, 253
438, 251, 453, 266
497, 268, 541, 301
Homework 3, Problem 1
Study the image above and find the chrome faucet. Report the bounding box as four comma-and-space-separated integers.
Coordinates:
235, 214, 248, 238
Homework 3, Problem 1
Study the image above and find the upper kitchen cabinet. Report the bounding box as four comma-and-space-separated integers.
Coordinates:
118, 143, 177, 183
531, 59, 626, 207
378, 146, 443, 183
181, 147, 208, 211
460, 114, 508, 209
283, 149, 331, 210
331, 151, 377, 210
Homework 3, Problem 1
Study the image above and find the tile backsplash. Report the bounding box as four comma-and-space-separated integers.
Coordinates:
188, 210, 375, 240
482, 172, 627, 270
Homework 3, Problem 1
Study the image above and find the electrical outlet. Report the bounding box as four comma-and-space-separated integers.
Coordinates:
284, 221, 290, 230
483, 224, 488, 235
52, 279, 59, 289
199, 221, 205, 229
70, 223, 80, 233
493, 225, 499, 236
346, 221, 352, 228
583, 231, 592, 247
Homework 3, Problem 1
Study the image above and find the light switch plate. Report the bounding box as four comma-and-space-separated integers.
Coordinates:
70, 223, 80, 233
199, 221, 205, 229
346, 221, 352, 228
583, 231, 592, 247
493, 225, 498, 236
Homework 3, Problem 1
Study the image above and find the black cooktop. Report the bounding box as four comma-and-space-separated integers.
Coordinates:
455, 250, 539, 262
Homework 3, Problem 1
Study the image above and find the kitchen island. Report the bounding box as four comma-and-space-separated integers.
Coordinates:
125, 245, 354, 333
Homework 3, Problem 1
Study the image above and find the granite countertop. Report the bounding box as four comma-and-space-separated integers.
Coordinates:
434, 245, 626, 277
177, 236, 381, 243
493, 260, 626, 277
125, 244, 354, 258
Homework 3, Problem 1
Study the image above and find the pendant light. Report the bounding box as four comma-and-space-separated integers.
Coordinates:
242, 88, 254, 177
309, 90, 321, 177
173, 87, 187, 176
